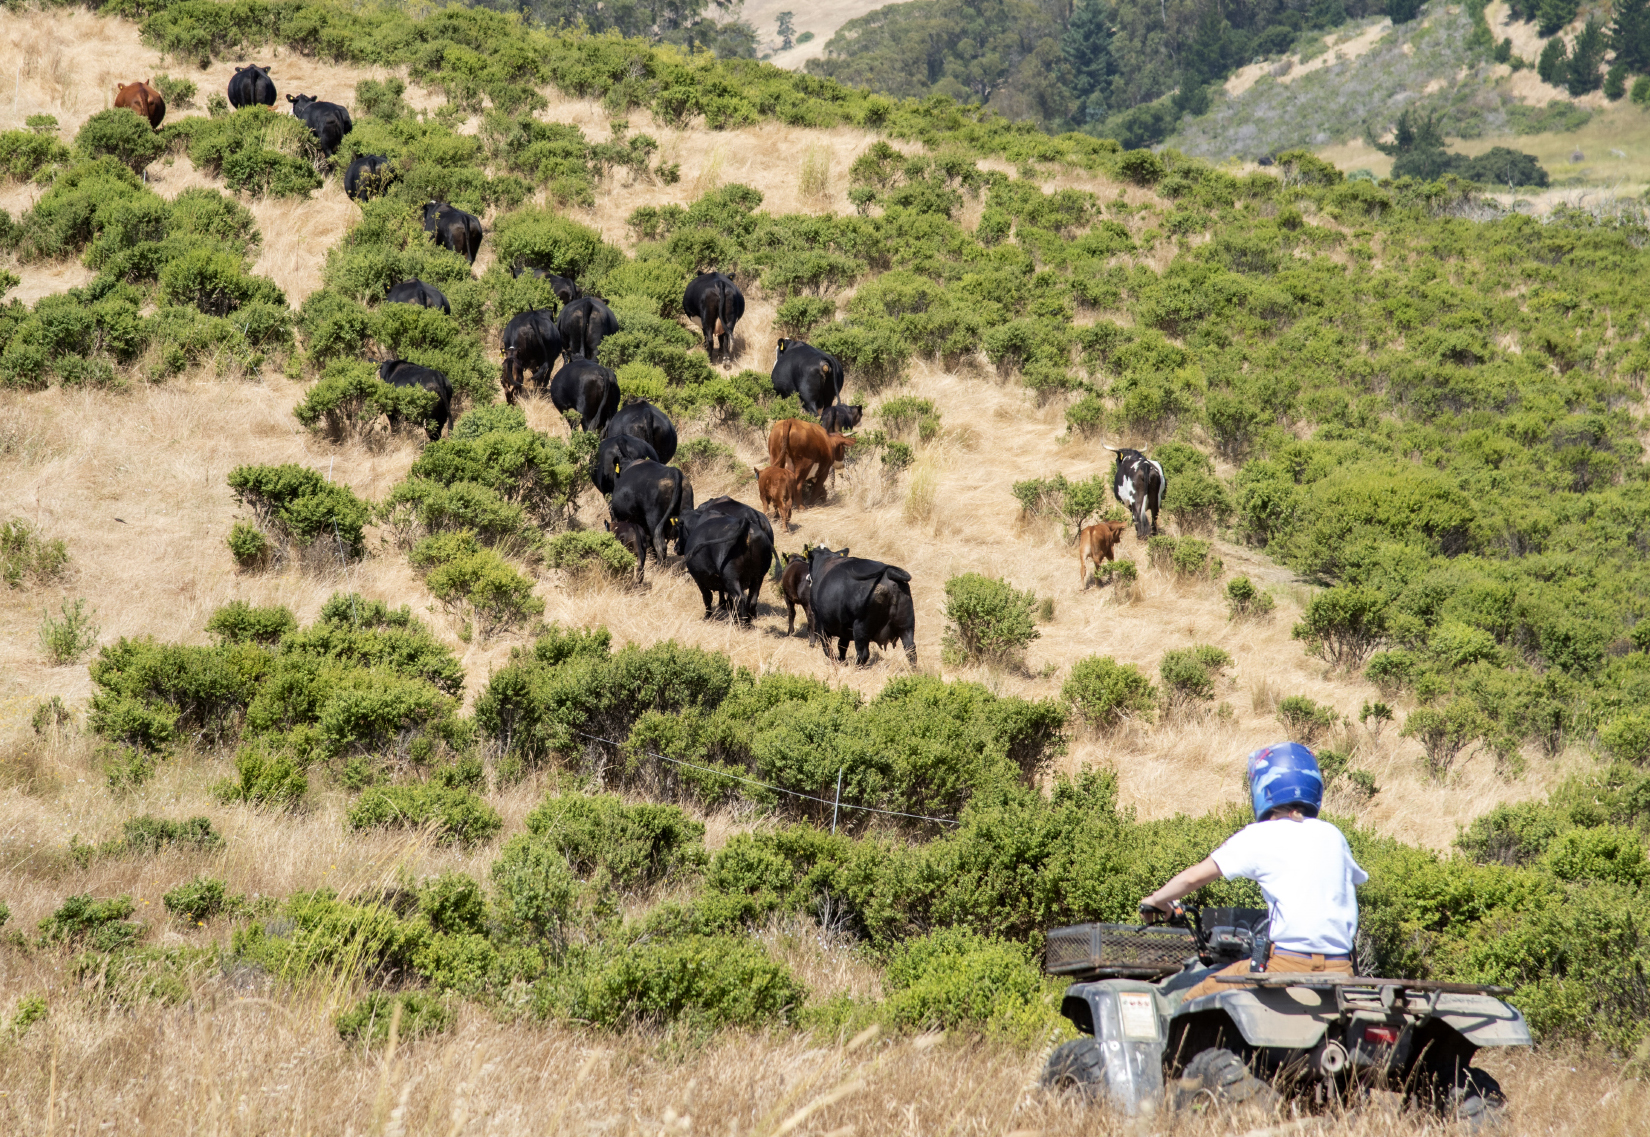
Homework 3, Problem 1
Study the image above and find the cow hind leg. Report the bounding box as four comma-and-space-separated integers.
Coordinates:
900, 628, 916, 665
786, 601, 796, 636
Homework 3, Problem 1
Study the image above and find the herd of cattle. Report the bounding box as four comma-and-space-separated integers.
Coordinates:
107, 68, 1172, 665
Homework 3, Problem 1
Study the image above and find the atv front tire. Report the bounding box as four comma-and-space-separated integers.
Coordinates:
1041, 1038, 1106, 1097
1172, 1047, 1279, 1113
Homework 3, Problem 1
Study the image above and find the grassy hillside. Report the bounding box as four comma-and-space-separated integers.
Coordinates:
1, 2, 1650, 1132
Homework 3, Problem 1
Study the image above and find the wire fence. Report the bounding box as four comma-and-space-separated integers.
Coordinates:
568, 728, 961, 828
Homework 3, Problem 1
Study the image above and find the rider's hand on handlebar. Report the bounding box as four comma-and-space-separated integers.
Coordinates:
1139, 900, 1169, 925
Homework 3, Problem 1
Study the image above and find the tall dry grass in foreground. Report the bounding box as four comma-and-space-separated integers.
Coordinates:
0, 992, 1640, 1135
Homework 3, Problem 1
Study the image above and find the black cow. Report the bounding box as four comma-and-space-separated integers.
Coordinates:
286, 94, 353, 158
344, 153, 395, 201
818, 405, 863, 435
423, 202, 482, 265
385, 279, 449, 315
682, 271, 745, 365
605, 518, 650, 585
609, 459, 687, 564
1106, 445, 1167, 541
677, 496, 774, 558
378, 359, 452, 440
592, 434, 659, 494
558, 296, 618, 364
228, 65, 276, 109
806, 547, 917, 666
498, 309, 562, 405
772, 338, 845, 413
510, 264, 581, 304
550, 360, 621, 434
605, 399, 677, 464
683, 513, 773, 624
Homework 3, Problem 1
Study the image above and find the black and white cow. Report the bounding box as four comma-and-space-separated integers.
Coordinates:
1106, 445, 1166, 541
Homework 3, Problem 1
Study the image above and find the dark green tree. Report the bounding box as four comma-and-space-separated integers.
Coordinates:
1567, 17, 1606, 95
1062, 0, 1115, 123
1536, 0, 1579, 37
1371, 108, 1462, 181
1606, 62, 1628, 99
777, 10, 795, 50
1537, 36, 1569, 85
1610, 0, 1650, 73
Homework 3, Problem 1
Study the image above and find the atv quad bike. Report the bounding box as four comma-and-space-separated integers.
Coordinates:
1039, 904, 1530, 1128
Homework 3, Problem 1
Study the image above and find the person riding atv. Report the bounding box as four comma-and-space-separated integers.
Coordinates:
1041, 742, 1530, 1128
1140, 742, 1366, 997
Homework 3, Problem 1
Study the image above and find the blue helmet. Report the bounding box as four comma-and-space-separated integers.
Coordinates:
1247, 742, 1323, 820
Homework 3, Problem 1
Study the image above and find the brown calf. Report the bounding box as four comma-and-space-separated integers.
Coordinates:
766, 418, 852, 504
114, 80, 166, 129
605, 518, 649, 585
1078, 520, 1130, 588
779, 552, 811, 637
756, 465, 797, 528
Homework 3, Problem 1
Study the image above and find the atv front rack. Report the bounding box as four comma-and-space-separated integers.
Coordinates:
1215, 974, 1514, 1020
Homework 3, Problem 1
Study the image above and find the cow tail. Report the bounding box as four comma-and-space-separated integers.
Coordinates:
777, 422, 792, 472
666, 467, 685, 549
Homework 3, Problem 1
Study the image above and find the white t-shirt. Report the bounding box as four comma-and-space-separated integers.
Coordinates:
1211, 816, 1369, 955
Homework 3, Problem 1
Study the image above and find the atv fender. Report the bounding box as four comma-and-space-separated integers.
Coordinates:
1059, 980, 1171, 1115
1179, 987, 1331, 1049
1433, 994, 1532, 1047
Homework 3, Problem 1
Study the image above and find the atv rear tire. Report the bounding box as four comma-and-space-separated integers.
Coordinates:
1445, 1067, 1506, 1132
1172, 1047, 1279, 1113
1041, 1038, 1106, 1097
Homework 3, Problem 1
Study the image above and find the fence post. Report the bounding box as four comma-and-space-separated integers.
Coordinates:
831, 767, 843, 835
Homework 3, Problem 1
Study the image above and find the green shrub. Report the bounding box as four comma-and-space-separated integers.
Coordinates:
1277, 695, 1338, 743
942, 573, 1039, 666
39, 894, 142, 952
1225, 575, 1274, 620
1063, 656, 1156, 729
524, 793, 707, 889
1400, 698, 1488, 779
346, 784, 503, 846
1064, 393, 1105, 437
226, 522, 272, 570
538, 934, 804, 1031
1170, 537, 1222, 578
2, 518, 69, 588
293, 360, 442, 441
206, 600, 296, 645
1293, 587, 1389, 671
491, 208, 623, 283
121, 814, 222, 854
336, 992, 452, 1046
233, 889, 425, 981
410, 531, 544, 639
776, 295, 834, 337
152, 74, 197, 108
0, 128, 70, 182
169, 107, 322, 198
1542, 826, 1648, 886
75, 109, 165, 174
1599, 712, 1650, 765
878, 396, 941, 442
1011, 474, 1114, 532
881, 927, 1057, 1038
9, 994, 46, 1038
163, 877, 236, 923
418, 873, 487, 936
1317, 749, 1379, 802
228, 464, 372, 564
1158, 644, 1231, 704
39, 599, 99, 665
214, 745, 308, 807
544, 531, 637, 580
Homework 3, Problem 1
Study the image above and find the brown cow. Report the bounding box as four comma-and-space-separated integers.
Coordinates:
114, 80, 166, 130
756, 465, 797, 529
1078, 520, 1130, 588
766, 418, 855, 504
